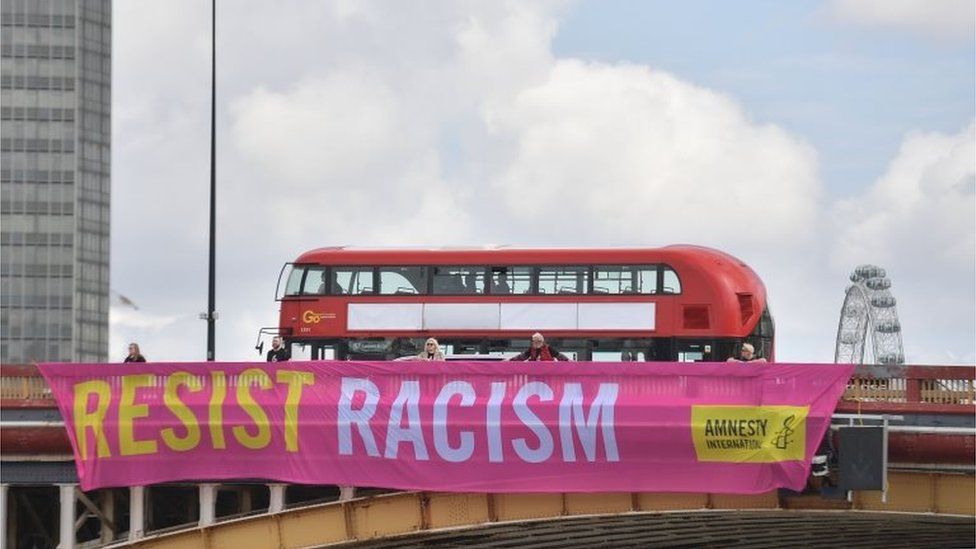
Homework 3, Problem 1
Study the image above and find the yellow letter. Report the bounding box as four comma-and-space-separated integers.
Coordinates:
119, 374, 158, 456
209, 371, 227, 449
276, 370, 314, 452
233, 368, 272, 449
161, 372, 202, 452
73, 380, 112, 459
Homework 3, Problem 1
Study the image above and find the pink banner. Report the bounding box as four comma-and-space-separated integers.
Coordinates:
38, 361, 853, 493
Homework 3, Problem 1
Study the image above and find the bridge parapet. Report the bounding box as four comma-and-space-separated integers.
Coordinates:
4, 363, 973, 412
841, 364, 975, 414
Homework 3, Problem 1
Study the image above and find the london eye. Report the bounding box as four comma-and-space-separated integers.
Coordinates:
834, 265, 905, 365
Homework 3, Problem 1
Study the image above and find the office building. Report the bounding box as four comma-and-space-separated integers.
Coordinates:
1, 0, 111, 363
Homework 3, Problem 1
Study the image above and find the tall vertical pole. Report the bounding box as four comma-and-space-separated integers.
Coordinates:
206, 0, 217, 361
1, 484, 8, 549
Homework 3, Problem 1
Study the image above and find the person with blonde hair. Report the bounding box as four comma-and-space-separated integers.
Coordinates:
124, 342, 146, 363
414, 338, 446, 361
727, 342, 766, 363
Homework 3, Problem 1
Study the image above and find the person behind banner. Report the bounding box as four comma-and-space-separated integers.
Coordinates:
411, 337, 446, 361
726, 342, 766, 363
509, 332, 569, 361
266, 336, 291, 362
124, 343, 146, 363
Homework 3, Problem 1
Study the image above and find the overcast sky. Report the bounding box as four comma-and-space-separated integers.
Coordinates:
109, 0, 975, 364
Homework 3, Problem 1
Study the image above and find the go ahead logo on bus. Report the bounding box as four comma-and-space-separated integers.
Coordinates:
690, 405, 808, 463
302, 310, 336, 324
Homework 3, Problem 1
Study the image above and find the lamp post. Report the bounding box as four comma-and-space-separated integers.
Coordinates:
206, 0, 217, 361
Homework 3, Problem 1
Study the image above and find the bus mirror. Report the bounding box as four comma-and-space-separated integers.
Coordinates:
256, 341, 264, 355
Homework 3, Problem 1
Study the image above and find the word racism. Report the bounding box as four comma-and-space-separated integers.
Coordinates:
39, 361, 853, 493
70, 370, 619, 465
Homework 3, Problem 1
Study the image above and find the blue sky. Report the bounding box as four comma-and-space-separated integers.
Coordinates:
554, 0, 975, 196
111, 1, 974, 363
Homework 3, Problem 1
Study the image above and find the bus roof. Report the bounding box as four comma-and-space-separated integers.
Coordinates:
294, 244, 753, 268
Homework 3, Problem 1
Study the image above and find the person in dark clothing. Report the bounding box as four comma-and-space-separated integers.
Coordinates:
492, 270, 511, 294
266, 336, 291, 362
124, 343, 146, 363
509, 332, 569, 361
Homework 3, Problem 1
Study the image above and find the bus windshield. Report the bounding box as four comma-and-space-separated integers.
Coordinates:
279, 264, 304, 298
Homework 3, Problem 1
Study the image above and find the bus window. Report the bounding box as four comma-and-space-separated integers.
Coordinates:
491, 266, 532, 295
378, 266, 428, 295
433, 266, 486, 295
283, 265, 306, 297
592, 265, 658, 294
538, 266, 586, 295
662, 267, 682, 294
334, 267, 374, 295
301, 266, 328, 295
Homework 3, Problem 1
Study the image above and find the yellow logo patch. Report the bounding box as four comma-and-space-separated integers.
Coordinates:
302, 310, 336, 324
691, 405, 808, 463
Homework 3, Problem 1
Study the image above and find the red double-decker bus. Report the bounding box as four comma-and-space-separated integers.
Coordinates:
270, 245, 773, 361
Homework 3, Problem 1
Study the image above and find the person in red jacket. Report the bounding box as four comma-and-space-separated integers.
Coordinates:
509, 332, 569, 361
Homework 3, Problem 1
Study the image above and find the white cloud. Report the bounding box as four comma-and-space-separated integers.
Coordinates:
484, 60, 821, 250
826, 0, 975, 42
109, 308, 180, 331
832, 121, 976, 363
231, 74, 405, 186
832, 122, 975, 270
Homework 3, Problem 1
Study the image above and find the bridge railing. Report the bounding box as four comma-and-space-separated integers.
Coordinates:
2, 363, 974, 412
0, 364, 54, 406
839, 364, 975, 414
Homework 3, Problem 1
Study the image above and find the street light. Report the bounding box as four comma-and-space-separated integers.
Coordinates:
205, 0, 217, 361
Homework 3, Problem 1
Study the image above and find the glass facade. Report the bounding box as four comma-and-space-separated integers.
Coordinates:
1, 0, 110, 363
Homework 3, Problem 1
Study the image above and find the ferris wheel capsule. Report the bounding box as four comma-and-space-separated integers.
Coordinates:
865, 277, 892, 290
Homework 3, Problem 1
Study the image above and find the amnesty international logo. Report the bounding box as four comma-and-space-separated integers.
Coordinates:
691, 405, 808, 463
773, 414, 798, 450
